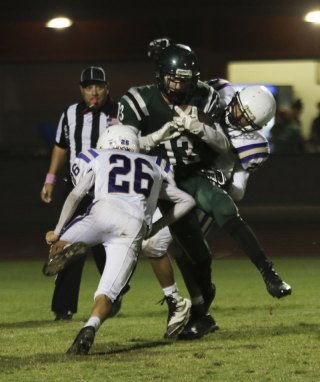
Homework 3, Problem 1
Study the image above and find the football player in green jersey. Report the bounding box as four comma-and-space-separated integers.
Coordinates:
142, 40, 291, 339
119, 44, 229, 338
120, 43, 292, 340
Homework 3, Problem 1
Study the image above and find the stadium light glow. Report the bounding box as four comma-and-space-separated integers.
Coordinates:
45, 17, 73, 29
304, 10, 320, 23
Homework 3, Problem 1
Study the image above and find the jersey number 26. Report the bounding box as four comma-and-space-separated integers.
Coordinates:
108, 154, 154, 197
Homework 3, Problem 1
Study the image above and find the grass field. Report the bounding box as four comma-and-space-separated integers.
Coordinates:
0, 256, 319, 382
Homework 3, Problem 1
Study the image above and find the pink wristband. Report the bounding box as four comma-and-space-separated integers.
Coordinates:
45, 173, 56, 185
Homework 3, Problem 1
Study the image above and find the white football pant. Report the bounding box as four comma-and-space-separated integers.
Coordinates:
60, 198, 146, 302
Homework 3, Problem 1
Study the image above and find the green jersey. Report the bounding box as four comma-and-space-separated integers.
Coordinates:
118, 82, 222, 169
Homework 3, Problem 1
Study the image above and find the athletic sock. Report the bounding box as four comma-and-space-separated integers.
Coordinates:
163, 283, 179, 296
84, 316, 101, 332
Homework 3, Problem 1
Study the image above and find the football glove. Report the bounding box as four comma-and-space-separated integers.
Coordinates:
174, 106, 205, 136
139, 121, 181, 151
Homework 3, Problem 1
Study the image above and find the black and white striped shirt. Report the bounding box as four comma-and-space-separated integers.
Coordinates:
55, 98, 118, 166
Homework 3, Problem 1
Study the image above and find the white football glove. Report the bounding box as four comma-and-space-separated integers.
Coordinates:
151, 121, 181, 143
139, 121, 181, 151
174, 105, 204, 135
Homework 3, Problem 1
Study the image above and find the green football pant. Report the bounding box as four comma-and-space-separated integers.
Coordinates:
177, 174, 239, 228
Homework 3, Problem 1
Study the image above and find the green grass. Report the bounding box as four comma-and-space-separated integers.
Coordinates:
0, 257, 319, 382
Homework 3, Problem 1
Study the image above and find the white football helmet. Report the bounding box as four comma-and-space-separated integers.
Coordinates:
226, 85, 276, 132
96, 124, 140, 152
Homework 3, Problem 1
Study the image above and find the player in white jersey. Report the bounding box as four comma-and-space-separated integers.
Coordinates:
70, 147, 175, 260
195, 82, 273, 240
69, 133, 191, 340
175, 83, 292, 340
207, 79, 272, 200
43, 125, 195, 355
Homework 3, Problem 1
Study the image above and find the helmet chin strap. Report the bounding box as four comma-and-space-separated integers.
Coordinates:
165, 89, 187, 105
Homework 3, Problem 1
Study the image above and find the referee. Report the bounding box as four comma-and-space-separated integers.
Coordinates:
41, 66, 118, 320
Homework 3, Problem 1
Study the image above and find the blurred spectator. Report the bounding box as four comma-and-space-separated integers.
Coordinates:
291, 98, 304, 131
269, 107, 305, 154
309, 101, 320, 153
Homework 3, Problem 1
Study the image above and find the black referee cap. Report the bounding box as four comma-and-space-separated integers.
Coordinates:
80, 66, 107, 86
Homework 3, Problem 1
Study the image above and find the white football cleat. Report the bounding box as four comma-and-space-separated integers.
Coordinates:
163, 292, 191, 339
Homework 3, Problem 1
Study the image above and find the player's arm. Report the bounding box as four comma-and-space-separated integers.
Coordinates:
174, 106, 230, 154
147, 182, 196, 238
226, 131, 269, 201
45, 171, 95, 244
227, 167, 250, 202
138, 123, 181, 152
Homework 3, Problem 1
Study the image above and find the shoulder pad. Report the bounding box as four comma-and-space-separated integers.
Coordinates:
121, 85, 155, 121
207, 78, 236, 108
194, 82, 220, 116
207, 78, 231, 91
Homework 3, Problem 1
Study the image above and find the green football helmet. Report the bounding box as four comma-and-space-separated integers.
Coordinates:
156, 44, 200, 105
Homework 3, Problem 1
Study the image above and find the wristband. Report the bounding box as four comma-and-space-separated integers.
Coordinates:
45, 173, 56, 185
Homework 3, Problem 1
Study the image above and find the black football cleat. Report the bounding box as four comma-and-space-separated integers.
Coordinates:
178, 313, 218, 340
66, 326, 95, 355
54, 311, 73, 321
259, 261, 292, 299
43, 242, 88, 276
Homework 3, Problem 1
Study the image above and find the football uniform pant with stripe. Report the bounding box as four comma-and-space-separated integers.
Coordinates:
60, 198, 146, 303
51, 187, 106, 315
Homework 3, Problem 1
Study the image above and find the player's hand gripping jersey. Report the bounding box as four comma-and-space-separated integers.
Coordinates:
54, 148, 195, 237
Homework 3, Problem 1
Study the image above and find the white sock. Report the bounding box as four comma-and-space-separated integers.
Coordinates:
84, 316, 101, 332
163, 283, 179, 296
